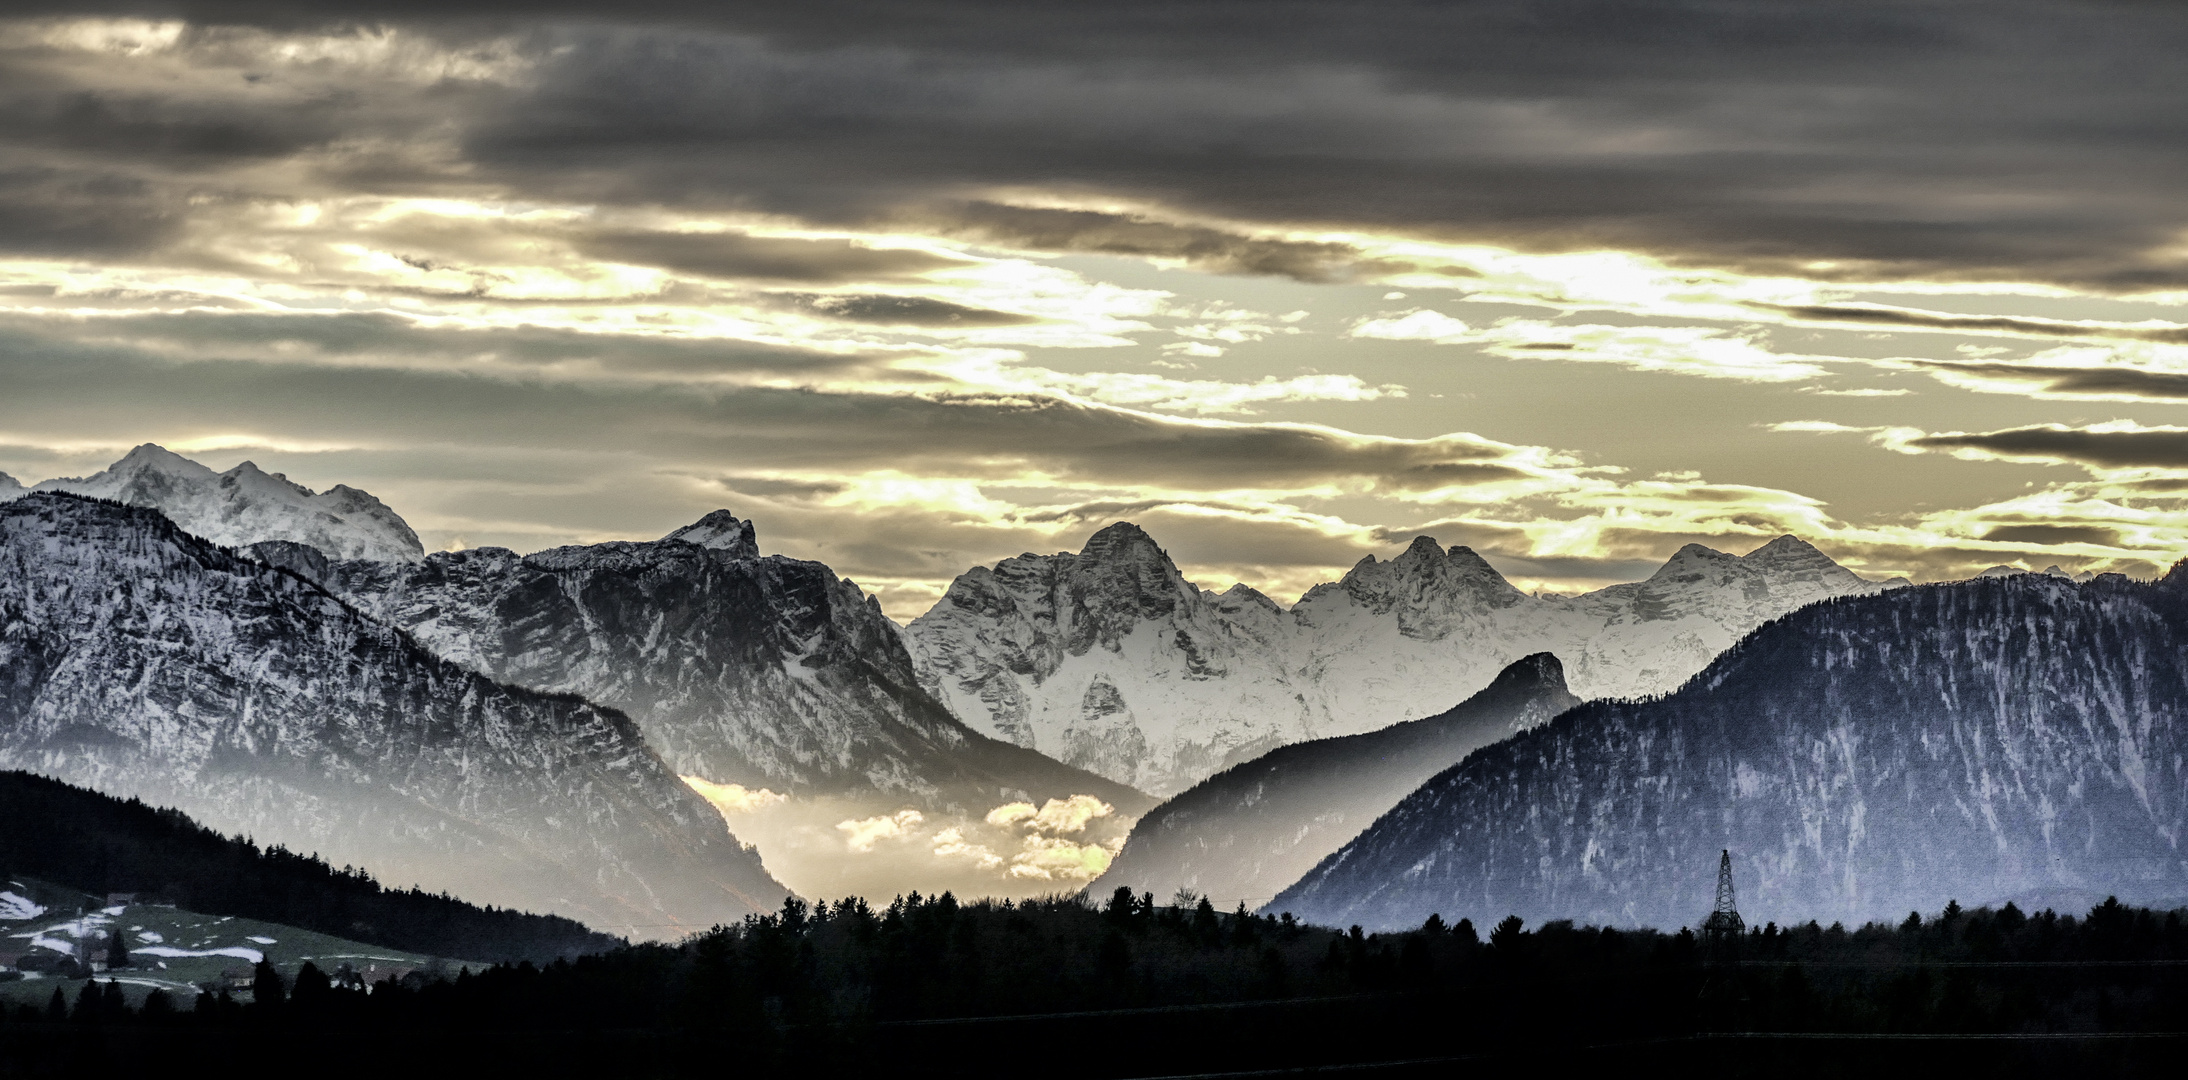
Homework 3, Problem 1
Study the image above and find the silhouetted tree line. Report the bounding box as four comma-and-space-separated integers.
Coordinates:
5, 888, 2185, 1077
0, 771, 618, 962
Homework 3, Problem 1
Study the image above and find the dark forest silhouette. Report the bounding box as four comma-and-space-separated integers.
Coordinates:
0, 771, 618, 963
5, 885, 2185, 1076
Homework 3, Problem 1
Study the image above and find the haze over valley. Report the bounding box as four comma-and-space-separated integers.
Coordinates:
4, 21, 2187, 1066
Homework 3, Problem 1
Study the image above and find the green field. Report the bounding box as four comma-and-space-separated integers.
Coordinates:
3, 876, 479, 1009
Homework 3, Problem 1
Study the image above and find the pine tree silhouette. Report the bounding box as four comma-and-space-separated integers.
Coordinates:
251, 958, 287, 1008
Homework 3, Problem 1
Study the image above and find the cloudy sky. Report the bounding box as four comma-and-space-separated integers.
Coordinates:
3, 1, 2187, 615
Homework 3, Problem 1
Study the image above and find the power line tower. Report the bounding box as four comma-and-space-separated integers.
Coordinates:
1701, 849, 1744, 940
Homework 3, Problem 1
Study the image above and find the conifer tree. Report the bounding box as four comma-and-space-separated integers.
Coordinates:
291, 961, 332, 1010
1106, 886, 1137, 925
1193, 896, 1220, 942
45, 987, 67, 1023
106, 928, 130, 971
1232, 902, 1259, 947
251, 958, 286, 1007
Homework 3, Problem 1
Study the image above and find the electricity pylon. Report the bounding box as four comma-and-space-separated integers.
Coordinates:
1701, 848, 1744, 939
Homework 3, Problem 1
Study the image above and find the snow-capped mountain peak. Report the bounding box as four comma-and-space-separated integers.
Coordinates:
1077, 522, 1200, 613
663, 510, 760, 558
909, 525, 1895, 794
1324, 537, 1528, 618
14, 443, 423, 563
0, 472, 21, 499
1740, 533, 1834, 571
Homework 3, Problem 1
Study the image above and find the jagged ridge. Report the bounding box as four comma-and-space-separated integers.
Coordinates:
907, 523, 1891, 794
309, 515, 1150, 816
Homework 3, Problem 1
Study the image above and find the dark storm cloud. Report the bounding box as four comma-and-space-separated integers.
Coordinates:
1757, 304, 2188, 345
1981, 523, 2122, 547
773, 293, 1035, 328
9, 310, 890, 378
928, 203, 1402, 283
1916, 360, 2188, 401
0, 168, 184, 257
16, 1, 2187, 289
0, 321, 1540, 493
571, 230, 971, 284
718, 475, 846, 500
1906, 425, 2188, 470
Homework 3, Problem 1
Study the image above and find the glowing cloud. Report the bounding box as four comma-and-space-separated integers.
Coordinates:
682, 776, 788, 815
837, 810, 925, 853
1007, 835, 1127, 881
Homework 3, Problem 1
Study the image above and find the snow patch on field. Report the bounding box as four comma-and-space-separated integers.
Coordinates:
0, 891, 45, 920
134, 945, 264, 964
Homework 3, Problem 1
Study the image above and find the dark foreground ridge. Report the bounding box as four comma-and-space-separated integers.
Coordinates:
0, 771, 619, 963
4, 888, 2185, 1077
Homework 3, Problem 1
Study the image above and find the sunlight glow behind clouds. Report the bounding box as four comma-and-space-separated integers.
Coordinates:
0, 10, 2184, 609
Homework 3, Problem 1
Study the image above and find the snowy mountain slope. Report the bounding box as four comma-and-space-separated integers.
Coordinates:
8, 444, 422, 562
906, 525, 1892, 794
1271, 571, 2188, 931
1091, 652, 1580, 910
0, 472, 21, 500
904, 523, 1308, 795
306, 512, 1149, 818
0, 492, 787, 938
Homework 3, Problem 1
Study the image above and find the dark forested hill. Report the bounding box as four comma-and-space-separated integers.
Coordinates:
1274, 570, 2188, 931
1093, 653, 1579, 909
0, 771, 618, 962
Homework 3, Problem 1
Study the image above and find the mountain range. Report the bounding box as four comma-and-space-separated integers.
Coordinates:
1092, 652, 1580, 910
1272, 570, 2188, 931
14, 441, 2159, 939
906, 523, 1897, 794
0, 492, 786, 937
302, 513, 1143, 818
0, 444, 422, 563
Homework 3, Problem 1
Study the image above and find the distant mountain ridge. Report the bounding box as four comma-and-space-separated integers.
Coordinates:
307, 512, 1150, 817
1272, 570, 2188, 931
1093, 652, 1581, 909
0, 492, 787, 938
907, 523, 1894, 794
2, 444, 423, 563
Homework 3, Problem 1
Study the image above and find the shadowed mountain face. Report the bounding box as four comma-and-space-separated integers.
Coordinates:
1093, 652, 1580, 910
1272, 572, 2188, 931
0, 493, 787, 938
308, 513, 1150, 817
908, 523, 1890, 794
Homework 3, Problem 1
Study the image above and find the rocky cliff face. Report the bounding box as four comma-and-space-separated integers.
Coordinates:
0, 493, 787, 938
1272, 572, 2188, 931
1092, 653, 1580, 910
6, 444, 422, 563
308, 512, 1148, 817
907, 525, 1891, 794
